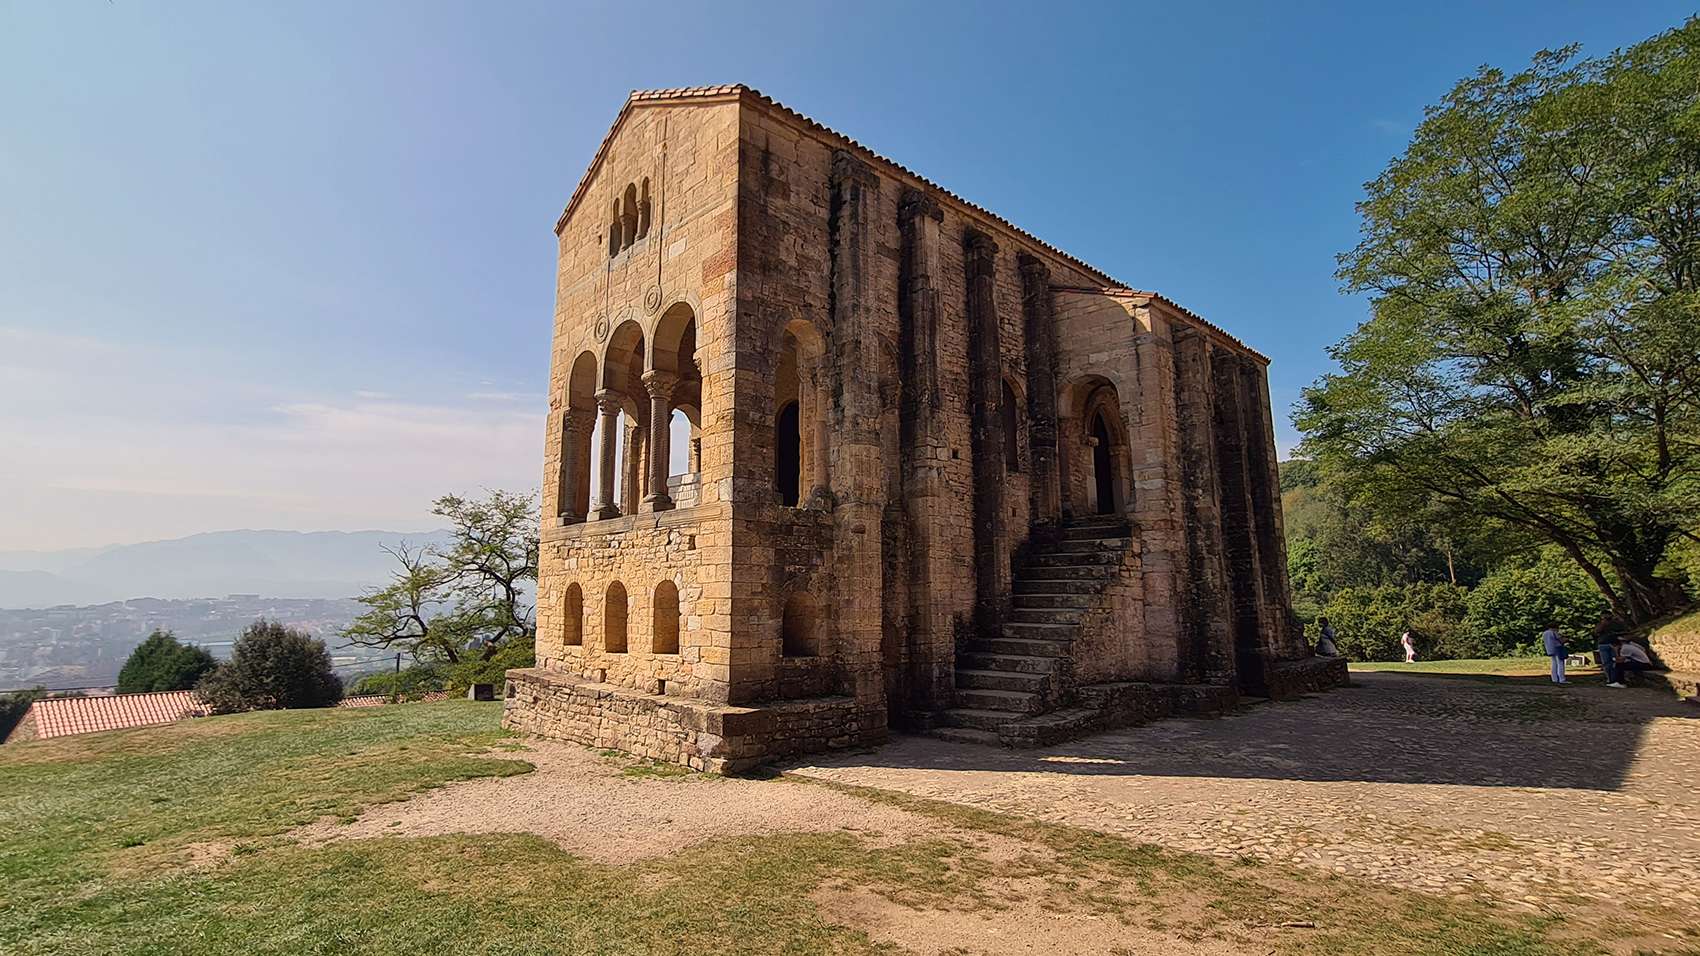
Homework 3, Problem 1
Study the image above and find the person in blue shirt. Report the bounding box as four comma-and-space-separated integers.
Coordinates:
1541, 626, 1569, 685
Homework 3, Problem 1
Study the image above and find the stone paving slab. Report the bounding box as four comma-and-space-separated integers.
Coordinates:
789, 672, 1700, 923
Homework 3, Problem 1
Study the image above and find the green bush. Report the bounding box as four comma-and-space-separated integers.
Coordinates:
349, 663, 448, 700
1462, 556, 1610, 657
116, 630, 217, 694
444, 634, 535, 696
1318, 583, 1468, 661
196, 619, 343, 714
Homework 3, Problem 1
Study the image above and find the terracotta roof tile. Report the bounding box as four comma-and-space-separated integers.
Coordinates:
553, 85, 1264, 360
16, 691, 206, 741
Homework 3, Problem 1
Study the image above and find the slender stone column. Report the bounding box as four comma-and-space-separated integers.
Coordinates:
897, 187, 953, 716
827, 149, 888, 739
642, 369, 677, 512
621, 414, 645, 517
1018, 253, 1061, 527
558, 407, 594, 524
965, 227, 1010, 636
592, 391, 622, 520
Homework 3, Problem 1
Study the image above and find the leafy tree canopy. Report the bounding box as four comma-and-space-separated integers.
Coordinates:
342, 490, 539, 665
1299, 20, 1700, 625
196, 619, 342, 714
116, 630, 217, 694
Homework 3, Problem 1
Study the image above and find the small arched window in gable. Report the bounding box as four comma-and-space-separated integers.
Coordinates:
620, 183, 638, 250
637, 178, 652, 240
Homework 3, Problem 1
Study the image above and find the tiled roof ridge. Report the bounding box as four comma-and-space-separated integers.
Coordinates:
556, 84, 1264, 362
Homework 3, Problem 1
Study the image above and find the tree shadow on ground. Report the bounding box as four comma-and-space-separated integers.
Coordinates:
804, 672, 1698, 791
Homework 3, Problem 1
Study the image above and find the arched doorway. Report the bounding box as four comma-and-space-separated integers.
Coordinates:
1091, 411, 1115, 515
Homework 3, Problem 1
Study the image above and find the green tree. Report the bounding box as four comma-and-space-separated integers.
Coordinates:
196, 619, 342, 714
1320, 583, 1469, 661
1300, 21, 1700, 626
342, 490, 538, 665
115, 630, 217, 694
1463, 556, 1611, 657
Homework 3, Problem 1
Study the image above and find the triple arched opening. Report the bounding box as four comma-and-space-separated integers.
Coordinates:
559, 303, 702, 522
772, 319, 827, 508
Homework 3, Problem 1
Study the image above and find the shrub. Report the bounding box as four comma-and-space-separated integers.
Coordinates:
116, 630, 217, 694
196, 619, 342, 714
444, 633, 536, 696
1463, 556, 1611, 657
1319, 583, 1468, 661
349, 662, 448, 700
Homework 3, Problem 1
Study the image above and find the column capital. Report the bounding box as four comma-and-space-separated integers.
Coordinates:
831, 149, 880, 189
639, 368, 679, 397
1017, 251, 1050, 284
965, 226, 999, 263
564, 405, 596, 434
898, 187, 942, 224
594, 389, 623, 414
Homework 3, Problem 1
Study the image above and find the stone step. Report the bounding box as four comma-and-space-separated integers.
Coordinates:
930, 725, 1005, 747
969, 636, 1072, 658
1002, 621, 1078, 640
958, 651, 1064, 674
1024, 551, 1124, 568
1012, 592, 1095, 610
1052, 537, 1132, 553
956, 667, 1050, 693
1010, 607, 1088, 626
956, 687, 1044, 713
1013, 578, 1102, 595
1061, 518, 1129, 534
938, 707, 1020, 732
1014, 563, 1117, 581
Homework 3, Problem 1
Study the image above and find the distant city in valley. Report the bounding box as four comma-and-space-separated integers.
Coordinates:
0, 528, 458, 690
0, 595, 378, 690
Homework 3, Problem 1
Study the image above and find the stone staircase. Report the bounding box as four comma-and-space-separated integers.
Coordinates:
937, 514, 1134, 745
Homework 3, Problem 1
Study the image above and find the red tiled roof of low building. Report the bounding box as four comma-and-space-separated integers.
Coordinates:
13, 690, 206, 742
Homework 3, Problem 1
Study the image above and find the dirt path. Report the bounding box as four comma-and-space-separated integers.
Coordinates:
789, 672, 1700, 938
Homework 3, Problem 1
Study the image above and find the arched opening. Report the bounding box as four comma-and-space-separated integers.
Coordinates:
594, 320, 647, 519
637, 178, 652, 239
652, 580, 679, 654
620, 183, 638, 249
1002, 379, 1021, 473
608, 199, 620, 257
1066, 376, 1132, 519
775, 401, 801, 507
647, 303, 700, 512
781, 592, 818, 657
563, 583, 583, 646
604, 582, 628, 653
561, 351, 599, 521
774, 319, 826, 507
1091, 411, 1115, 515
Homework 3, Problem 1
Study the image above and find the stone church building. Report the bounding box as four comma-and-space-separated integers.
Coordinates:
503, 86, 1344, 772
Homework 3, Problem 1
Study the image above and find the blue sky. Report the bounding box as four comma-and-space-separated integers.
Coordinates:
2, 1, 1692, 550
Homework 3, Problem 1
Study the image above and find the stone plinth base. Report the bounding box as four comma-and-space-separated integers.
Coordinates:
502, 668, 878, 774
1263, 655, 1350, 700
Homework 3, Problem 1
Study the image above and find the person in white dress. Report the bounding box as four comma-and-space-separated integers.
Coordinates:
1401, 630, 1416, 663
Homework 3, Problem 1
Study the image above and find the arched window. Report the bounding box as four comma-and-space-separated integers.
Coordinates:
608, 199, 621, 258
604, 582, 628, 653
775, 401, 801, 507
781, 593, 818, 657
620, 184, 638, 249
563, 583, 583, 647
637, 178, 652, 239
652, 580, 679, 654
1002, 380, 1021, 473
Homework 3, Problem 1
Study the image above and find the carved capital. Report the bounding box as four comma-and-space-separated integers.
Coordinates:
1017, 252, 1050, 285
564, 406, 596, 435
639, 368, 679, 399
594, 389, 623, 415
964, 227, 999, 270
830, 149, 880, 189
898, 187, 942, 225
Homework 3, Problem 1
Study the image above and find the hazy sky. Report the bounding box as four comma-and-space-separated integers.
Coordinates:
2, 1, 1691, 550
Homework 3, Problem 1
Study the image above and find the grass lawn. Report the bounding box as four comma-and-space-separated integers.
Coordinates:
0, 701, 1614, 955
1350, 656, 1599, 676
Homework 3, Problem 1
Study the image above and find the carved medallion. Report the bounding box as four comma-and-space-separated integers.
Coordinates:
592, 314, 610, 343
643, 285, 662, 315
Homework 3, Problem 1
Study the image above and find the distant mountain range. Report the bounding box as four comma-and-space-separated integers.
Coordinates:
0, 529, 457, 609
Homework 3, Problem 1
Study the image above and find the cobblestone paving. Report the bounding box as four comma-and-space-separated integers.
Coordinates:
790, 672, 1700, 924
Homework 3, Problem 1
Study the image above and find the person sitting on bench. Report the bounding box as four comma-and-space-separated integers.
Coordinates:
1613, 637, 1653, 683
